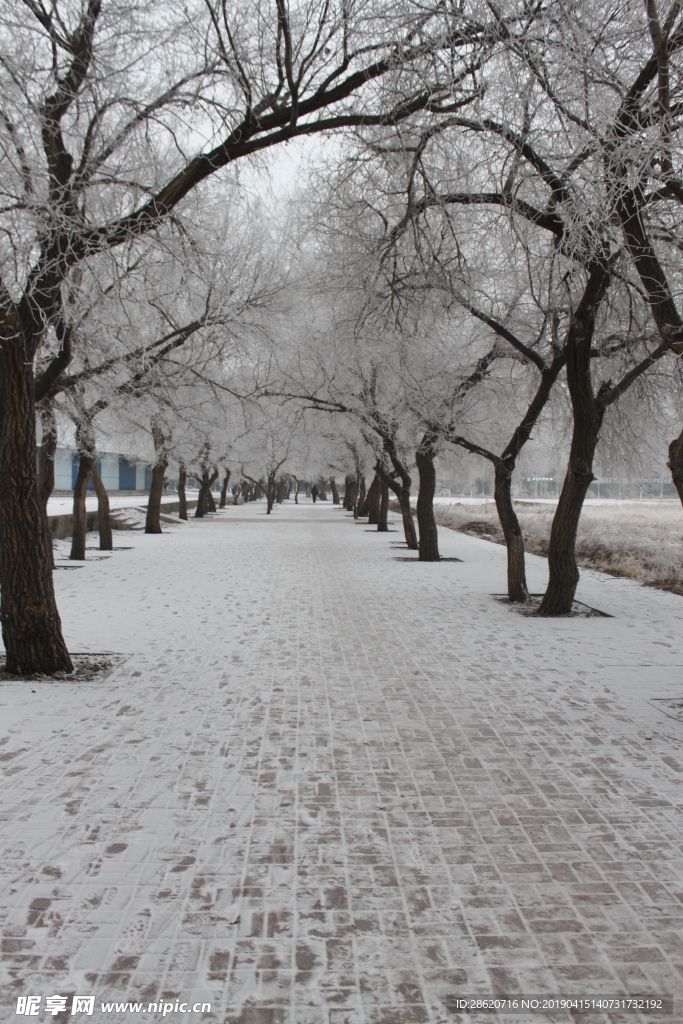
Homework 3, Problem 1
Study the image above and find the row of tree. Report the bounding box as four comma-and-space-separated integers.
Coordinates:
2, 0, 683, 674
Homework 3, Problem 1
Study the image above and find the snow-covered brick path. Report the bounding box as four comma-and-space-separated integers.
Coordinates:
1, 502, 682, 1023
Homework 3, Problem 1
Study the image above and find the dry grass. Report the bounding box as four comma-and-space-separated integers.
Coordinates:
392, 499, 683, 595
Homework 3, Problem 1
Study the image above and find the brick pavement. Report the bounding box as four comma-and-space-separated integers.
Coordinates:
1, 501, 682, 1024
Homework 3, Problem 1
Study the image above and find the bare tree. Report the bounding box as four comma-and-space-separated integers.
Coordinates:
1, 0, 492, 673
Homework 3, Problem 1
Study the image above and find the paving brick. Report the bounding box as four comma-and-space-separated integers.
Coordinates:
1, 502, 682, 1022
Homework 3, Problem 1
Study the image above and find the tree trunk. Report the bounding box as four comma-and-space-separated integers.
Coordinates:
538, 266, 609, 615
145, 419, 169, 534
0, 335, 73, 674
343, 474, 355, 510
145, 461, 167, 534
668, 428, 683, 506
381, 439, 419, 550
196, 475, 209, 518
415, 440, 440, 561
267, 477, 276, 513
330, 477, 340, 504
317, 477, 328, 500
38, 401, 58, 569
293, 476, 299, 504
70, 455, 93, 560
539, 432, 604, 614
398, 487, 418, 549
196, 469, 218, 517
354, 474, 365, 519
178, 465, 188, 520
539, 458, 598, 615
377, 481, 389, 531
219, 469, 231, 508
366, 475, 381, 523
376, 461, 417, 549
91, 466, 113, 551
38, 401, 58, 513
494, 464, 528, 602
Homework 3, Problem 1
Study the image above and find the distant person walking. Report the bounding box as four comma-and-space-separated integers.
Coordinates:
311, 484, 318, 503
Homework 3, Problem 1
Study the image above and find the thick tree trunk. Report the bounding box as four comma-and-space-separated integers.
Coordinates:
317, 477, 328, 500
494, 464, 528, 602
70, 455, 93, 560
415, 441, 440, 561
219, 469, 231, 508
178, 465, 188, 520
91, 466, 113, 551
377, 481, 389, 531
0, 338, 73, 674
266, 477, 276, 513
145, 461, 167, 534
365, 475, 381, 523
668, 428, 683, 506
330, 477, 340, 504
293, 476, 299, 504
538, 266, 608, 615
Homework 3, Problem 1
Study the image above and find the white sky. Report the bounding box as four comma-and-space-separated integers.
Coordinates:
239, 134, 339, 211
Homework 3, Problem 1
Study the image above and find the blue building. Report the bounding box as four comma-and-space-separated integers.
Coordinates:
54, 448, 153, 492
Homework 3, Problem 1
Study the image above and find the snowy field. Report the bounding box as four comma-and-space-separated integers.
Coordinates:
1, 502, 682, 1023
46, 491, 201, 517
424, 498, 683, 595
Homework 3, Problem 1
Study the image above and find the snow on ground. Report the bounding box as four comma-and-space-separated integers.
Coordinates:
426, 498, 683, 595
1, 502, 682, 1023
47, 492, 201, 517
